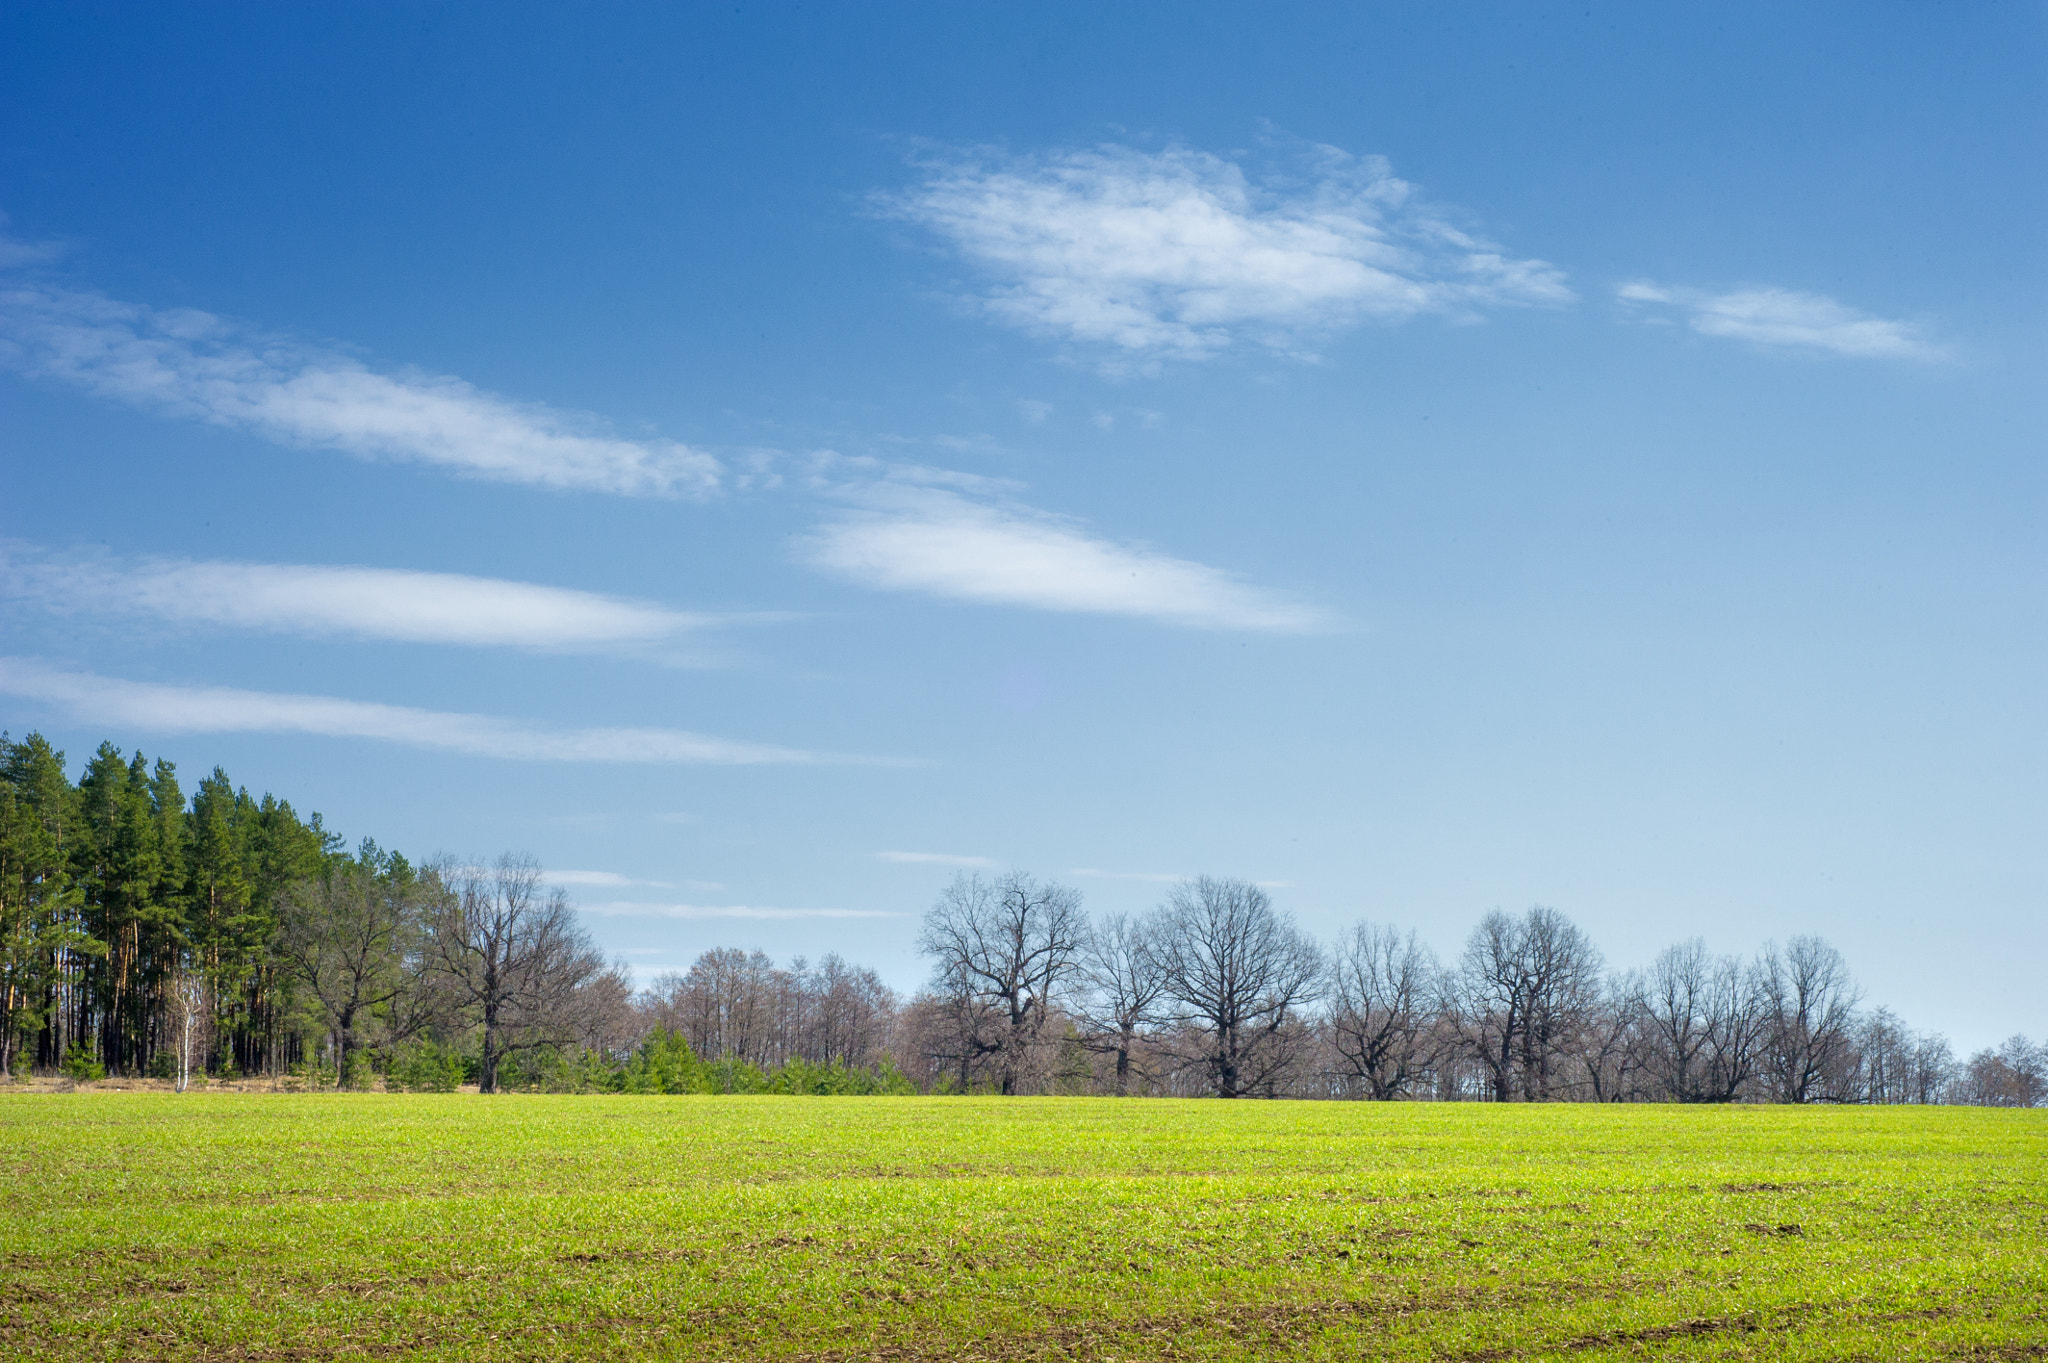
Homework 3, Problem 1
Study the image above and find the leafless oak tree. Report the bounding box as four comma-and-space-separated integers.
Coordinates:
1574, 972, 1649, 1102
426, 854, 605, 1093
1448, 907, 1604, 1101
1759, 935, 1862, 1103
1640, 938, 1768, 1103
1328, 922, 1438, 1099
916, 871, 1087, 1095
1155, 877, 1322, 1099
274, 863, 430, 1086
1076, 911, 1168, 1096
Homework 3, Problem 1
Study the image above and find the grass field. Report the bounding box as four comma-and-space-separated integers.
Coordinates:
1, 1095, 2042, 1361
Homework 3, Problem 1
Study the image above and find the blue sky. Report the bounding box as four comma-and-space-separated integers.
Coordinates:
1, 3, 2041, 1048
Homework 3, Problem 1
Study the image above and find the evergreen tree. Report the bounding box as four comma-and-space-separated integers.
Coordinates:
0, 734, 91, 1074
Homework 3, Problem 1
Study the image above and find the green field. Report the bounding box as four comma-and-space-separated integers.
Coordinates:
1, 1096, 2042, 1360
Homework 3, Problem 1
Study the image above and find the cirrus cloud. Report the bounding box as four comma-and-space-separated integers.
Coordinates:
0, 657, 865, 765
883, 142, 1571, 365
0, 543, 736, 654
876, 850, 999, 869
0, 283, 719, 495
800, 486, 1328, 633
1617, 282, 1944, 361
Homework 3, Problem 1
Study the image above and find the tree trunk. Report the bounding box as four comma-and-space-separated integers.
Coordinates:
479, 999, 499, 1094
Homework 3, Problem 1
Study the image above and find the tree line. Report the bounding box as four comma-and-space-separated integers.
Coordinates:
3, 732, 2040, 1103
907, 871, 2042, 1104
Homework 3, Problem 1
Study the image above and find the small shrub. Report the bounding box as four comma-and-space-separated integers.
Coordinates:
621, 1028, 701, 1094
771, 1056, 918, 1096
389, 1040, 465, 1093
339, 1050, 376, 1091
60, 1042, 106, 1083
700, 1054, 770, 1094
146, 1050, 178, 1081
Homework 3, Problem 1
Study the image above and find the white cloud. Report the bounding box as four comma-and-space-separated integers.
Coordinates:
885, 142, 1570, 363
0, 544, 729, 653
0, 227, 63, 269
0, 657, 841, 765
579, 901, 902, 920
1616, 281, 1943, 360
0, 284, 719, 495
799, 486, 1327, 632
876, 850, 999, 868
543, 870, 674, 889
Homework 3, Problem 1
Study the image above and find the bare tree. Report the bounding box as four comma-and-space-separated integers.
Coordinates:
1076, 911, 1167, 1096
568, 958, 640, 1061
1958, 1035, 2045, 1108
274, 858, 430, 1086
1644, 938, 1713, 1101
1328, 922, 1438, 1099
1640, 938, 1765, 1102
1447, 911, 1527, 1103
1155, 877, 1323, 1099
916, 872, 1088, 1095
1759, 935, 1862, 1103
1695, 952, 1769, 1102
663, 947, 779, 1065
906, 962, 1006, 1092
799, 954, 898, 1067
1906, 1031, 1957, 1105
427, 854, 605, 1093
1575, 972, 1651, 1102
1447, 907, 1603, 1102
638, 949, 900, 1072
1518, 907, 1604, 1099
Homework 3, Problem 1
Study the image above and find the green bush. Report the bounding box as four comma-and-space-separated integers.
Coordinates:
59, 1042, 105, 1083
389, 1040, 466, 1093
618, 1031, 917, 1096
146, 1050, 178, 1081
620, 1028, 701, 1094
770, 1056, 918, 1096
289, 1060, 333, 1089
495, 1046, 622, 1093
339, 1050, 376, 1091
699, 1054, 770, 1094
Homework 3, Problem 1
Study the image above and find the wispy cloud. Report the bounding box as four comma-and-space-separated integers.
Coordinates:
0, 218, 64, 269
579, 901, 902, 920
0, 543, 740, 654
884, 142, 1570, 365
542, 870, 675, 889
0, 657, 851, 765
876, 850, 999, 868
0, 283, 719, 495
1071, 867, 1186, 884
800, 485, 1327, 632
1616, 282, 1943, 360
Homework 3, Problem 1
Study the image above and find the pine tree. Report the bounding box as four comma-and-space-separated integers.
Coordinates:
0, 734, 91, 1075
